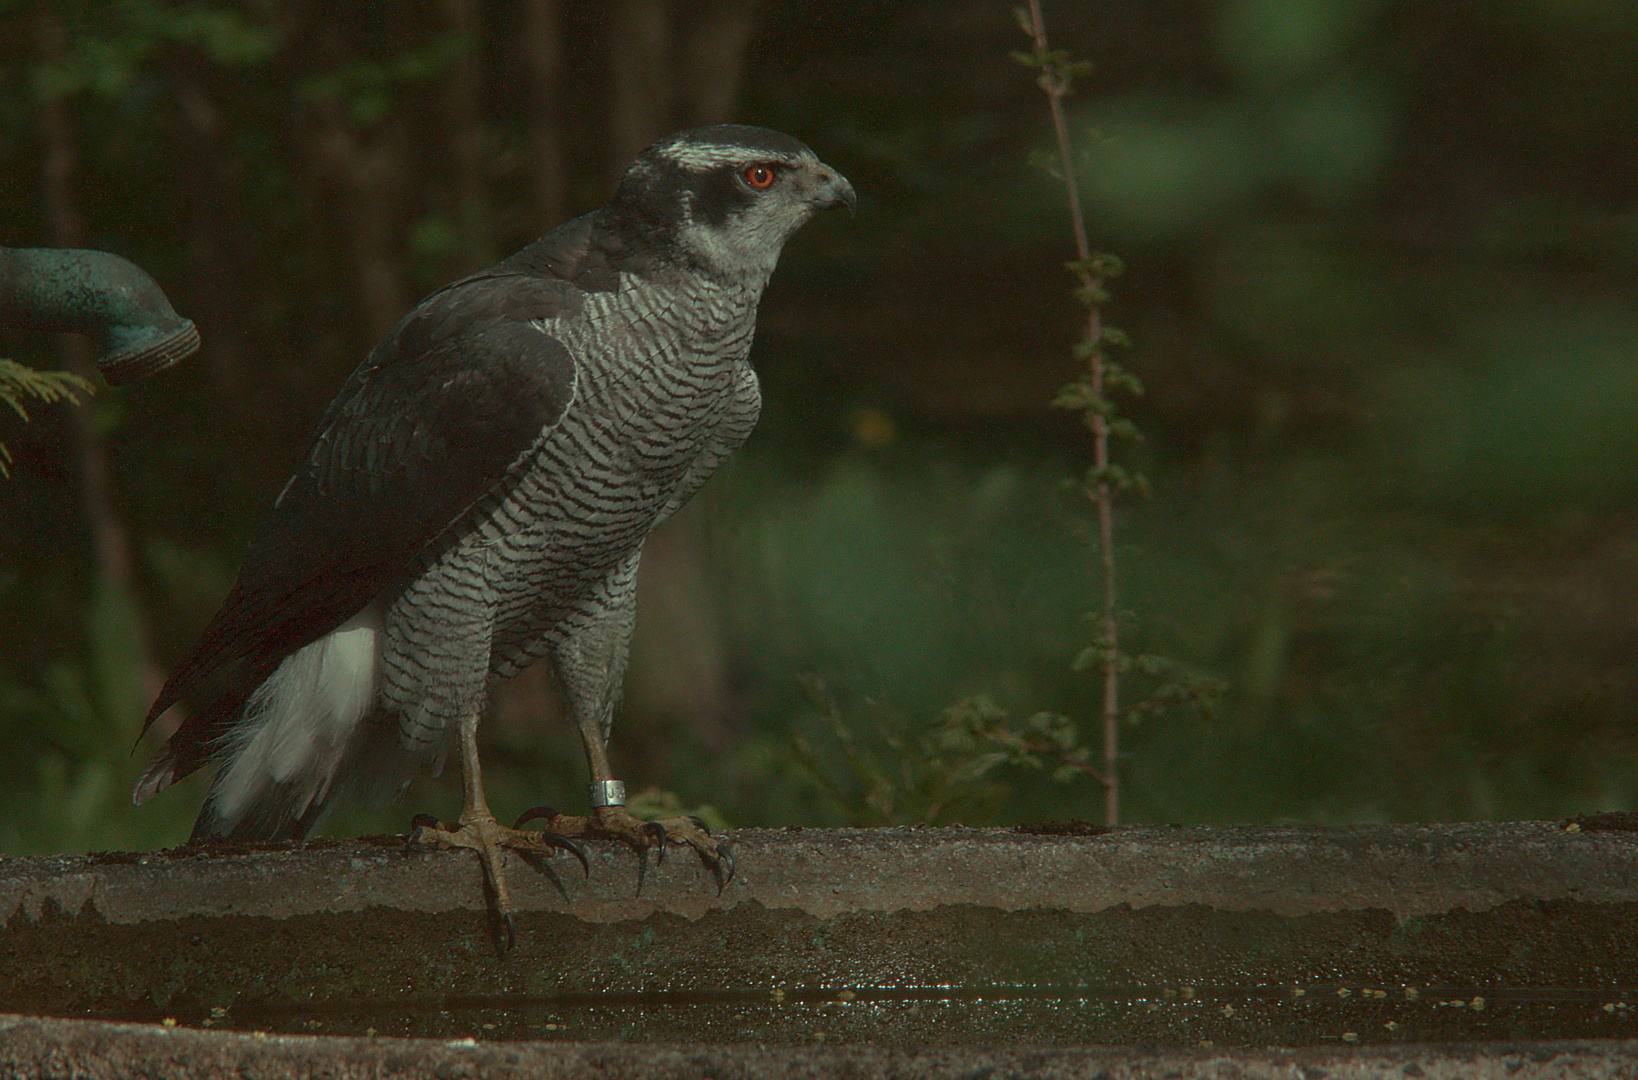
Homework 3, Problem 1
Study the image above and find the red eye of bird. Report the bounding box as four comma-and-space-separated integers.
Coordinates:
743, 163, 776, 189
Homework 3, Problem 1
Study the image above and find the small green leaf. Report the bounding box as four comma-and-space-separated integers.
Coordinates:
1027, 147, 1063, 179
1071, 645, 1107, 672
1051, 381, 1094, 410
1107, 417, 1144, 443
1105, 365, 1144, 396
1089, 253, 1125, 278
1073, 281, 1110, 306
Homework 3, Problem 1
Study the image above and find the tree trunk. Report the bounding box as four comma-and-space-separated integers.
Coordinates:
678, 1, 757, 126
442, 0, 492, 273
521, 0, 566, 233
606, 0, 672, 188
34, 12, 168, 724
303, 104, 415, 343
173, 77, 266, 428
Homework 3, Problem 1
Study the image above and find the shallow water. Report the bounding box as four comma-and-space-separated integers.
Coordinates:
104, 982, 1638, 1046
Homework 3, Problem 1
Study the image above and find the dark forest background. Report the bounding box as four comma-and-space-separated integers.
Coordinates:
3, 0, 1636, 853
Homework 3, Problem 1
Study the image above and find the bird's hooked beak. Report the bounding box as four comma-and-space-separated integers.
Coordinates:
810, 164, 857, 217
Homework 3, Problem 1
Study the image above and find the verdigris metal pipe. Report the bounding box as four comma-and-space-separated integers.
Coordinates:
0, 247, 199, 386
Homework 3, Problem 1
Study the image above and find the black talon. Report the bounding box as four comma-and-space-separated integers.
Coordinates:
513, 805, 558, 830
710, 840, 736, 895
509, 806, 588, 877
481, 874, 516, 959
405, 812, 443, 853
500, 910, 516, 955
688, 815, 712, 836
641, 821, 668, 864
542, 833, 590, 878
515, 848, 571, 903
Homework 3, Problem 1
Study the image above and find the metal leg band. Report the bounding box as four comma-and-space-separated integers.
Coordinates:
589, 780, 627, 809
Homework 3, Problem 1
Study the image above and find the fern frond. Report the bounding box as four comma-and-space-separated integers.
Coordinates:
0, 358, 96, 479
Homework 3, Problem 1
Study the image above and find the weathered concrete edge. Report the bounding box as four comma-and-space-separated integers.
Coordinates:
2, 1016, 1637, 1080
3, 822, 1636, 927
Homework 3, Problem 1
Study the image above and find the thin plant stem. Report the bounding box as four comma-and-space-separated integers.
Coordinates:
1020, 0, 1121, 826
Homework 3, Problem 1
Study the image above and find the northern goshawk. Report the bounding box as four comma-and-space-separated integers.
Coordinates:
134, 125, 855, 924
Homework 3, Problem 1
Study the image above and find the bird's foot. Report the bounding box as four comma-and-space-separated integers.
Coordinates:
407, 810, 589, 951
512, 804, 735, 896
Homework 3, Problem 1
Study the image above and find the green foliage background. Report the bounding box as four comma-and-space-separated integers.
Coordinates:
3, 0, 1637, 852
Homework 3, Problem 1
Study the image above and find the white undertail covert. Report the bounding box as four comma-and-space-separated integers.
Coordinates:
207, 610, 380, 832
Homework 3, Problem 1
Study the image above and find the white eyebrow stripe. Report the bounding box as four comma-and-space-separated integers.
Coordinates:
660, 144, 814, 171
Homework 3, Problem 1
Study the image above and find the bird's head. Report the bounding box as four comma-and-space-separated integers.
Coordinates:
612, 125, 856, 287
